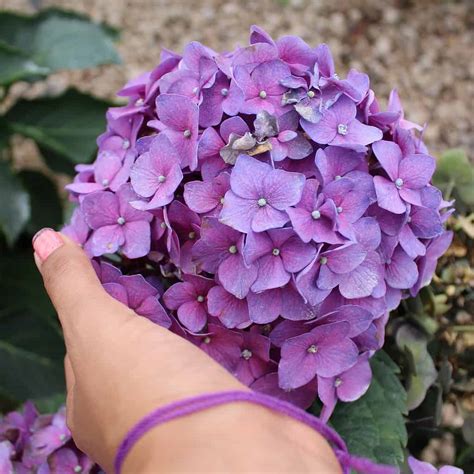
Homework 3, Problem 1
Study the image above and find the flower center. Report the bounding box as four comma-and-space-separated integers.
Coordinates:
311, 210, 321, 220
192, 86, 199, 95
183, 129, 192, 138
228, 245, 237, 254
307, 344, 318, 354
160, 222, 167, 229
221, 88, 229, 96
337, 123, 348, 135
74, 466, 82, 473
241, 349, 253, 360
197, 295, 205, 303
117, 216, 126, 225
122, 138, 131, 149
135, 98, 144, 107
257, 197, 267, 207
335, 175, 342, 180
158, 175, 166, 183
320, 256, 328, 265
307, 90, 315, 98
102, 178, 109, 187
220, 197, 225, 204
59, 433, 67, 441
334, 378, 342, 388
188, 231, 196, 240
203, 336, 211, 344
272, 248, 280, 256
259, 90, 267, 99
395, 178, 404, 188
407, 216, 412, 223
336, 206, 343, 213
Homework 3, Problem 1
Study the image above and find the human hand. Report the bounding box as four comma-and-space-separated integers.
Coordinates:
33, 228, 341, 473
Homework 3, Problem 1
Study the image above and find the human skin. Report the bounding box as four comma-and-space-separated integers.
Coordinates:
33, 229, 342, 473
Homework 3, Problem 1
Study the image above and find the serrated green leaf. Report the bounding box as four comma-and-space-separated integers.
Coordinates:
330, 351, 408, 468
5, 89, 109, 164
396, 324, 437, 410
18, 170, 64, 234
0, 162, 30, 245
0, 8, 120, 86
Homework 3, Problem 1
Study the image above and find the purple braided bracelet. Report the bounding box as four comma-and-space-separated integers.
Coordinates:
114, 390, 397, 474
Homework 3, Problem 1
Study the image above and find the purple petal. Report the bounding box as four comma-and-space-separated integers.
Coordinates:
374, 176, 406, 214
207, 286, 251, 328
372, 140, 402, 181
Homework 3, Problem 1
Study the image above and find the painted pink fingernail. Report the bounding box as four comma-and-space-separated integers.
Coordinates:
32, 228, 64, 262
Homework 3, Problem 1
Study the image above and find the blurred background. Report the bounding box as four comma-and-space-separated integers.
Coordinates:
0, 0, 472, 470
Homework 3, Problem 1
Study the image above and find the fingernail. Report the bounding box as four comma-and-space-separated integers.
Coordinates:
32, 228, 64, 262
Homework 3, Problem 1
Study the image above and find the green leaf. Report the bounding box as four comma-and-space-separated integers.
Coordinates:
396, 324, 438, 410
330, 351, 408, 468
18, 170, 64, 234
0, 251, 65, 403
0, 162, 30, 245
0, 8, 120, 86
5, 89, 110, 164
0, 340, 64, 402
433, 149, 474, 206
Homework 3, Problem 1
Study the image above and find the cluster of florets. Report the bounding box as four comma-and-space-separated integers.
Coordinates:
63, 26, 452, 419
0, 403, 96, 473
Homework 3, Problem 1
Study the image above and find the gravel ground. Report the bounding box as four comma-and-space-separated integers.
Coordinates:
1, 0, 473, 157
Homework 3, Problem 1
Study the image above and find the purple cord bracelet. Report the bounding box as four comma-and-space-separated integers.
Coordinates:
114, 390, 398, 474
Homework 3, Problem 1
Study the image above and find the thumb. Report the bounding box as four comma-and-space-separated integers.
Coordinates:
32, 228, 126, 337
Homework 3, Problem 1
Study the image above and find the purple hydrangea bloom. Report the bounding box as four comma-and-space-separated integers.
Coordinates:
373, 140, 436, 214
278, 321, 358, 389
96, 261, 171, 328
408, 456, 463, 474
301, 95, 382, 148
63, 25, 452, 418
193, 218, 257, 298
130, 133, 183, 209
82, 184, 153, 258
318, 353, 372, 422
220, 155, 305, 233
163, 275, 214, 331
244, 228, 316, 292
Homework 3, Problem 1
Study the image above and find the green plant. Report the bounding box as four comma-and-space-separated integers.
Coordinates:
0, 8, 120, 410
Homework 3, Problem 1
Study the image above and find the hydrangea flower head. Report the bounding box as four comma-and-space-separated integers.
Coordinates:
64, 26, 452, 415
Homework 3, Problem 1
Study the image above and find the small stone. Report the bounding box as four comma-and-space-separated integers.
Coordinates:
307, 344, 318, 354
311, 210, 321, 220
257, 198, 267, 207
117, 217, 126, 225
337, 123, 348, 135
259, 90, 267, 99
